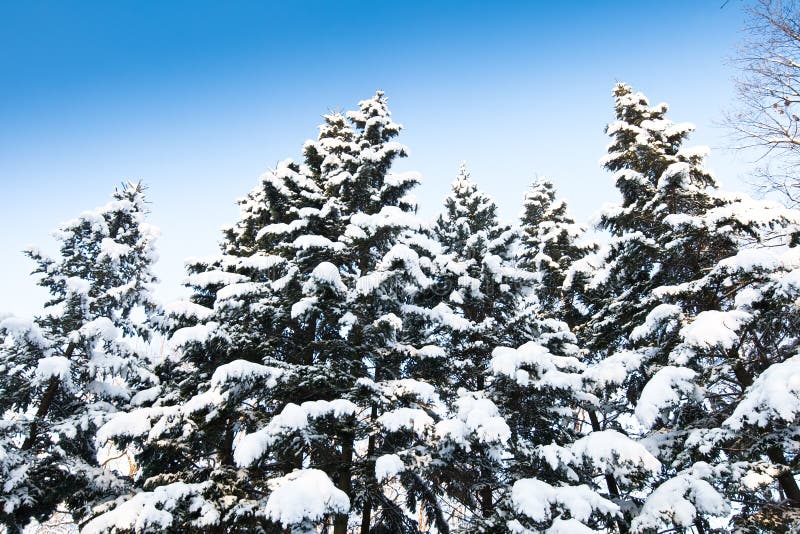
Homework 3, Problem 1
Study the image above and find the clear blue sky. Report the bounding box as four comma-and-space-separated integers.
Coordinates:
1, 0, 754, 316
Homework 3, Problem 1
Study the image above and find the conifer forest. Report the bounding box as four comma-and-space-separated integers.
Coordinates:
4, 2, 800, 533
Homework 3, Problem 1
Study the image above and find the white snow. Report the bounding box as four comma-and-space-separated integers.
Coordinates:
630, 304, 682, 341
81, 482, 219, 533
491, 343, 583, 390
571, 430, 661, 485
209, 359, 282, 388
510, 478, 618, 524
583, 350, 642, 388
725, 354, 800, 429
679, 310, 751, 350
170, 322, 219, 350
375, 454, 405, 482
264, 469, 349, 527
377, 407, 433, 437
185, 270, 248, 287
635, 366, 698, 428
76, 317, 119, 341
234, 399, 358, 467
435, 393, 510, 448
163, 301, 214, 322
34, 356, 71, 382
631, 472, 728, 533
0, 316, 49, 348
98, 237, 131, 262
292, 235, 346, 251
308, 261, 346, 292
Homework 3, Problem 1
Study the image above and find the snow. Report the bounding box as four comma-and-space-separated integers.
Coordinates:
571, 430, 661, 485
510, 478, 618, 524
0, 316, 49, 348
375, 453, 405, 482
170, 322, 219, 350
77, 317, 119, 341
234, 399, 358, 467
98, 237, 131, 262
355, 271, 393, 295
583, 350, 642, 388
338, 312, 357, 337
291, 297, 318, 319
384, 171, 422, 188
255, 218, 310, 241
725, 354, 800, 429
34, 356, 71, 381
635, 366, 698, 428
631, 472, 728, 533
377, 407, 433, 436
630, 304, 681, 341
130, 386, 161, 406
163, 301, 213, 322
679, 310, 751, 351
717, 248, 780, 273
657, 162, 692, 189
545, 518, 597, 534
378, 244, 431, 287
308, 261, 346, 292
435, 393, 510, 447
293, 235, 345, 251
491, 343, 583, 390
209, 359, 282, 388
81, 481, 219, 533
185, 270, 248, 287
264, 469, 349, 527
217, 282, 263, 302
64, 276, 90, 295
96, 407, 164, 444
382, 378, 437, 403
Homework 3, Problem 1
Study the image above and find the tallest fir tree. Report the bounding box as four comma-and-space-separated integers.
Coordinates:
88, 93, 450, 533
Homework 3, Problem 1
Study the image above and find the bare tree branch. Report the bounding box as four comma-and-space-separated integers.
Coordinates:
726, 0, 800, 206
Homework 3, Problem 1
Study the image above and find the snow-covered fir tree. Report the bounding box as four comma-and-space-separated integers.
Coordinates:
423, 164, 523, 527
517, 177, 597, 328
566, 83, 737, 533
88, 92, 449, 533
421, 167, 632, 532
0, 182, 159, 532
570, 83, 800, 532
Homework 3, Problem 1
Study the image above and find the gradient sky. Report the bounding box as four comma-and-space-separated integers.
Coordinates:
1, 0, 754, 317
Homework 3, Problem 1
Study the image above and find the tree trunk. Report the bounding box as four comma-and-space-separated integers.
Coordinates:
334, 430, 354, 534
360, 405, 378, 534
22, 343, 74, 451
220, 418, 235, 466
479, 482, 493, 518
767, 446, 800, 507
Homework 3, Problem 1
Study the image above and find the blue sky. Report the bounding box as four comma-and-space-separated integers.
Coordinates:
1, 1, 753, 316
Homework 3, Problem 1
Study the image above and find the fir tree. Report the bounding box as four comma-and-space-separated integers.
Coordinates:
422, 167, 628, 533
0, 182, 159, 532
572, 83, 800, 532
89, 93, 447, 534
517, 178, 597, 330
425, 164, 522, 527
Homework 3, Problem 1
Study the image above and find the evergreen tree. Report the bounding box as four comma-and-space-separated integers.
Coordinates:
0, 182, 159, 532
424, 164, 523, 527
571, 83, 800, 532
517, 177, 597, 328
422, 167, 632, 533
88, 93, 447, 533
86, 159, 322, 533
